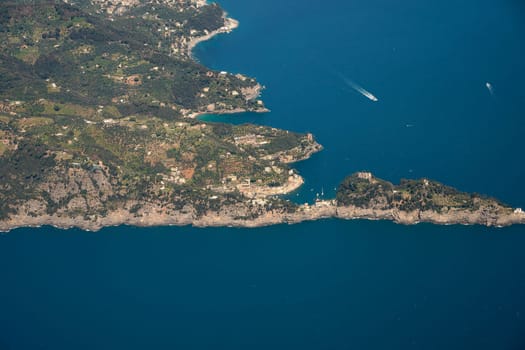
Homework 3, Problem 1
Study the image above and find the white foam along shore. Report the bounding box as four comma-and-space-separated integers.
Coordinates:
187, 16, 239, 58
184, 12, 271, 118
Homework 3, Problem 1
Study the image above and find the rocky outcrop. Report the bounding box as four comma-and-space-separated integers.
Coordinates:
335, 205, 525, 227
2, 196, 523, 233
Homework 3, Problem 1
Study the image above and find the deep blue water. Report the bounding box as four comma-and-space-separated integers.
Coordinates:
1, 0, 525, 349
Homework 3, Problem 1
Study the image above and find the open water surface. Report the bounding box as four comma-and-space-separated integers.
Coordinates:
1, 0, 525, 348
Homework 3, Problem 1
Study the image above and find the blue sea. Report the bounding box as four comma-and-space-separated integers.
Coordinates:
1, 0, 525, 349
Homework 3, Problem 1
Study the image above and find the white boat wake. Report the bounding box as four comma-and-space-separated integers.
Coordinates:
341, 77, 379, 102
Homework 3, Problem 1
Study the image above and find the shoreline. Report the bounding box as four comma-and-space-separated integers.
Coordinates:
187, 17, 239, 59
2, 4, 523, 234
189, 106, 270, 120
185, 14, 270, 120
2, 200, 524, 233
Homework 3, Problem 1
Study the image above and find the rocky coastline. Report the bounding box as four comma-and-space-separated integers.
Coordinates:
2, 198, 524, 233
1, 2, 523, 234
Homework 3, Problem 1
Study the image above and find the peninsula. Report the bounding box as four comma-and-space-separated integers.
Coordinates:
0, 0, 523, 232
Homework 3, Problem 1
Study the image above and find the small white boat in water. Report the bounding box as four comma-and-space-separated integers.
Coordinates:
486, 82, 494, 95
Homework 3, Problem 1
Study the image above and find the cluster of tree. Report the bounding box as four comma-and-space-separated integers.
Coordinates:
41, 27, 60, 39
0, 7, 12, 33
336, 174, 506, 213
170, 63, 211, 108
0, 139, 56, 218
336, 175, 393, 208
262, 133, 303, 154
186, 3, 224, 32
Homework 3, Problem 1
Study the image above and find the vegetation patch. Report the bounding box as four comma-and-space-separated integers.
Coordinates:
337, 172, 510, 214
